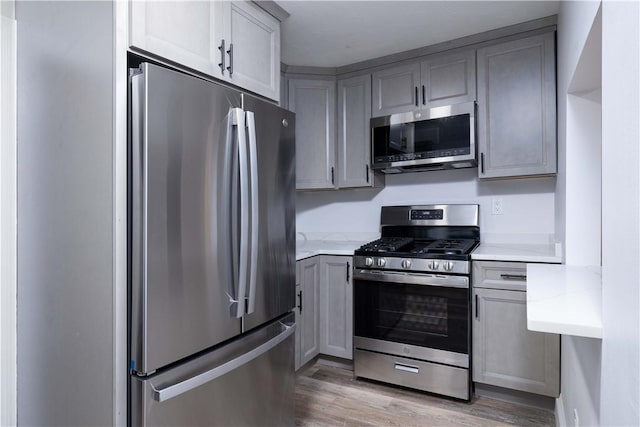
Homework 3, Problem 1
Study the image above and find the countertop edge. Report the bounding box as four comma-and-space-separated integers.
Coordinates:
526, 264, 603, 339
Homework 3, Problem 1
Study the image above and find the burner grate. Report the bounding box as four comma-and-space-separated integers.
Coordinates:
359, 237, 414, 253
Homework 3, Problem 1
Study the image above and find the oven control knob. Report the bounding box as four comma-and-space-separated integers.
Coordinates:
364, 257, 374, 267
443, 261, 455, 272
376, 258, 386, 268
428, 261, 439, 270
401, 259, 412, 269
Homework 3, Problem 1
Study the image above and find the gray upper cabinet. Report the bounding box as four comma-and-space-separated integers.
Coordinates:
472, 261, 560, 397
337, 74, 379, 189
421, 50, 476, 108
129, 1, 281, 101
477, 32, 557, 179
371, 62, 421, 117
371, 49, 476, 117
288, 78, 336, 190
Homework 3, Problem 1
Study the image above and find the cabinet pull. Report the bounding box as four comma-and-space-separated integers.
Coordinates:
414, 87, 418, 107
346, 262, 350, 283
226, 43, 234, 77
500, 274, 527, 281
297, 290, 303, 313
365, 165, 369, 183
218, 39, 226, 75
422, 84, 426, 105
331, 167, 335, 185
480, 152, 485, 174
475, 294, 479, 319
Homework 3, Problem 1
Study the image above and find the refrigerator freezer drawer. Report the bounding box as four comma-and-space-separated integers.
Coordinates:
131, 314, 295, 426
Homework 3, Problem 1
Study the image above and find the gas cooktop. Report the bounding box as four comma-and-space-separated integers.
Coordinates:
353, 204, 480, 274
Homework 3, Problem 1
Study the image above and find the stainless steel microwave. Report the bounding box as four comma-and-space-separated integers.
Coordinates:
371, 102, 476, 173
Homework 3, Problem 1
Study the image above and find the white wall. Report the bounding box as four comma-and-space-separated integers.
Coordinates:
297, 168, 556, 241
17, 2, 118, 424
600, 1, 640, 425
556, 2, 602, 426
0, 2, 17, 426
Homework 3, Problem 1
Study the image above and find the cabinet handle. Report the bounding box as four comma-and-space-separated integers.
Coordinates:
218, 39, 226, 75
422, 84, 426, 105
480, 152, 485, 174
500, 274, 527, 281
226, 43, 234, 77
297, 290, 302, 313
346, 262, 350, 283
414, 87, 418, 107
331, 167, 335, 185
365, 165, 369, 183
475, 294, 479, 319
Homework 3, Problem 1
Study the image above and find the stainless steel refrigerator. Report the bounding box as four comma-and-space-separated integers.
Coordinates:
129, 62, 296, 426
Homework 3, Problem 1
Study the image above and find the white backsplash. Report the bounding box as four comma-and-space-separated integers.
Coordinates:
296, 168, 557, 245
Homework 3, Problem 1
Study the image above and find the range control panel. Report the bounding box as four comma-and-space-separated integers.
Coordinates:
410, 209, 444, 220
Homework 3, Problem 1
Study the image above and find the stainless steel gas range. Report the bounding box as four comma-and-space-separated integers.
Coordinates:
353, 204, 479, 401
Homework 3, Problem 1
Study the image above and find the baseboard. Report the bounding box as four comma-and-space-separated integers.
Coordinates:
474, 383, 555, 411
316, 355, 353, 370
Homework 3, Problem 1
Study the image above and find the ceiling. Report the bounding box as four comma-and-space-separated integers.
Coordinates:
280, 1, 560, 68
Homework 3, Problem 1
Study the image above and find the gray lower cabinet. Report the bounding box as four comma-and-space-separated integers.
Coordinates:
371, 49, 476, 117
472, 261, 560, 397
288, 78, 336, 190
319, 256, 353, 360
295, 257, 320, 370
477, 31, 557, 179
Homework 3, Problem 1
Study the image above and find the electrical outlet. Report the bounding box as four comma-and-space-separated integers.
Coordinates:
491, 198, 504, 215
573, 408, 580, 427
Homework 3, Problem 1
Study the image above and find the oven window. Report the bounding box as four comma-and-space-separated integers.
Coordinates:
354, 279, 469, 354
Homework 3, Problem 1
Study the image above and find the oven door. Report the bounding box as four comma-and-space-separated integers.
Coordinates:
353, 270, 469, 368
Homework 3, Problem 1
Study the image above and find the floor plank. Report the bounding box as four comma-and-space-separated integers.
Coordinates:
295, 363, 555, 427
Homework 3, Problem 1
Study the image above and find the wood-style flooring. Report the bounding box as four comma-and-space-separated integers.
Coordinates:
295, 363, 555, 427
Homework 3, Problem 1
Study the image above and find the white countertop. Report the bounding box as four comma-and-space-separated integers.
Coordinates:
296, 239, 367, 261
472, 242, 562, 263
526, 264, 602, 339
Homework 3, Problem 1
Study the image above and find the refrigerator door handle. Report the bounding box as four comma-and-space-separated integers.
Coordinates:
245, 111, 259, 314
232, 107, 248, 318
151, 322, 296, 402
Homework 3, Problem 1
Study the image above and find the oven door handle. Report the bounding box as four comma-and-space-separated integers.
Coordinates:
353, 269, 469, 289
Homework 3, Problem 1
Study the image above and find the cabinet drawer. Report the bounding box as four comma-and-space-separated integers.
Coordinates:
472, 261, 527, 291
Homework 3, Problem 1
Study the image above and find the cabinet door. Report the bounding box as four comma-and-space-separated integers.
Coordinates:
421, 50, 476, 108
473, 288, 560, 396
129, 1, 223, 79
298, 257, 320, 367
477, 32, 556, 179
288, 79, 336, 190
371, 62, 421, 117
337, 75, 372, 188
221, 1, 280, 101
294, 262, 301, 370
319, 256, 353, 360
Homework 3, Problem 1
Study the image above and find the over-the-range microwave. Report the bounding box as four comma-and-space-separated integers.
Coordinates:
371, 101, 476, 173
